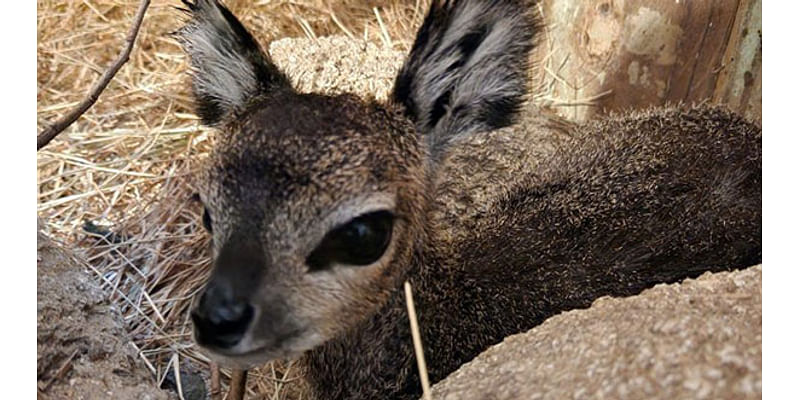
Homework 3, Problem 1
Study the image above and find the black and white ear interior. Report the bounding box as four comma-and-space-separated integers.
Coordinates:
177, 0, 290, 126
392, 0, 540, 154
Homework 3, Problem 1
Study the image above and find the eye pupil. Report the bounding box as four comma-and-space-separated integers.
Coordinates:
307, 210, 394, 271
344, 222, 369, 241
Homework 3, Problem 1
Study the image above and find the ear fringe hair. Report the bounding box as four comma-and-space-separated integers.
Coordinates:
177, 0, 289, 125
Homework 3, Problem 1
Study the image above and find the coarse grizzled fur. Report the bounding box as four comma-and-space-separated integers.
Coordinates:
176, 0, 761, 399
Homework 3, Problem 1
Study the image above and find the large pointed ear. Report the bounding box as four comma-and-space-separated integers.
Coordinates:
177, 0, 290, 126
392, 0, 539, 151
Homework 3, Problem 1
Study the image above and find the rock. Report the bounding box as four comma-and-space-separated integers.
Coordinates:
430, 266, 762, 400
269, 36, 404, 100
161, 365, 207, 400
37, 229, 173, 400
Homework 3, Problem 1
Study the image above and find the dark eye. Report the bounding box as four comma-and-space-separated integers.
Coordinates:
202, 207, 213, 233
306, 210, 394, 271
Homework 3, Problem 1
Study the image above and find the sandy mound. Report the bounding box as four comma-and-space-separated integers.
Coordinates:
37, 227, 174, 400
431, 266, 762, 400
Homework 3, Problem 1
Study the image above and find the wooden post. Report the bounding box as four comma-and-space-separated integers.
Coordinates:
712, 0, 761, 120
536, 0, 761, 121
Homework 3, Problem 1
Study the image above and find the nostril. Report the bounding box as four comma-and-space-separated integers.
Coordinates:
210, 302, 254, 336
192, 301, 255, 349
208, 301, 248, 326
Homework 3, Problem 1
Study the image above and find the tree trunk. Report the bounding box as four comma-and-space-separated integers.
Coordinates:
536, 0, 761, 121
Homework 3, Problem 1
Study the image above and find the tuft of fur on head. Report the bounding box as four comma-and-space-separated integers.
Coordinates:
392, 0, 540, 155
177, 0, 290, 125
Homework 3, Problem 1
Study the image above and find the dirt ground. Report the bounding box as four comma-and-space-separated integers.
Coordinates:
37, 227, 176, 400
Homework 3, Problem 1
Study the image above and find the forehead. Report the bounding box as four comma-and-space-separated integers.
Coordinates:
203, 92, 415, 207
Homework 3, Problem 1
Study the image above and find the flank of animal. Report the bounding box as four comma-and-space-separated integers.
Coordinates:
178, 0, 761, 398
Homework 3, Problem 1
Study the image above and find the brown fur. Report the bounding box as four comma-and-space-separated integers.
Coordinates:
177, 1, 761, 399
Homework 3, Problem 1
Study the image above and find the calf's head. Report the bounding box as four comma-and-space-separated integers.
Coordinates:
178, 0, 537, 366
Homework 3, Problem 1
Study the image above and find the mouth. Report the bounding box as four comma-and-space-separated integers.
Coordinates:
197, 328, 312, 369
201, 344, 284, 369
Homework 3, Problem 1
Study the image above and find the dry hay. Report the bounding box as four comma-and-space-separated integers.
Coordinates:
37, 0, 585, 398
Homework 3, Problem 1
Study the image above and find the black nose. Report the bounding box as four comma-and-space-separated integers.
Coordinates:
192, 286, 255, 349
